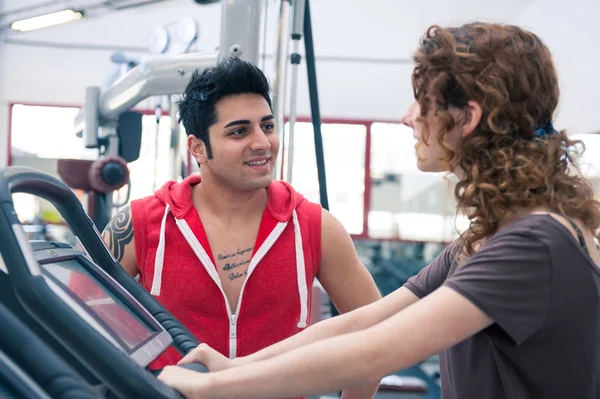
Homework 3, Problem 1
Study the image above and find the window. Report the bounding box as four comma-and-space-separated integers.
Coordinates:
368, 122, 467, 242
10, 104, 98, 161
286, 121, 366, 235
9, 104, 188, 223
113, 114, 186, 205
10, 104, 97, 226
572, 134, 600, 178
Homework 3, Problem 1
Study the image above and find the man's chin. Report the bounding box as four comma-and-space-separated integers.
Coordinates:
244, 177, 272, 190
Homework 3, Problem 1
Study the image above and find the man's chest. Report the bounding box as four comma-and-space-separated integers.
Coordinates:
212, 242, 255, 310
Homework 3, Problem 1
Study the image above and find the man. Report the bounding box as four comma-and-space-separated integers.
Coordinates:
102, 56, 381, 398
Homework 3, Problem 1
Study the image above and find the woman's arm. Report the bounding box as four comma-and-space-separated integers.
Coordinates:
178, 286, 419, 371
239, 286, 418, 365
159, 286, 492, 399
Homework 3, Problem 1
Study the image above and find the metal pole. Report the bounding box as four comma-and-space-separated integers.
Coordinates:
272, 0, 292, 181
303, 0, 329, 211
152, 100, 162, 192
83, 87, 100, 149
218, 0, 263, 64
285, 0, 307, 184
168, 95, 182, 181
101, 128, 119, 220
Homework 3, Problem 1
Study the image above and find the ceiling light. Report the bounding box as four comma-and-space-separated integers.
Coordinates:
10, 9, 83, 32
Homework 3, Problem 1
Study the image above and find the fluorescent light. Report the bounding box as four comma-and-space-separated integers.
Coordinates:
10, 9, 83, 32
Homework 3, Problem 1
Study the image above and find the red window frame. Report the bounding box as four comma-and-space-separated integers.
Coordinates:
8, 103, 448, 242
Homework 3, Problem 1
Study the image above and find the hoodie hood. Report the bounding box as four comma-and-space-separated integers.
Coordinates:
154, 174, 305, 222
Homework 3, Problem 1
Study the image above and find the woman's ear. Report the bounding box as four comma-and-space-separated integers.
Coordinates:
187, 135, 208, 165
462, 100, 483, 137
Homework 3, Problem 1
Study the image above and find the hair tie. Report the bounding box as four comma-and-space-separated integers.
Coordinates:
533, 121, 556, 138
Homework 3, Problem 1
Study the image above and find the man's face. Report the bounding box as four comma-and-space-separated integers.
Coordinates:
201, 93, 279, 191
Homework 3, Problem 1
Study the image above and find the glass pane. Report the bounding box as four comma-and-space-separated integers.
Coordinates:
10, 104, 98, 160
12, 192, 77, 246
369, 122, 466, 242
286, 122, 366, 235
113, 114, 177, 205
572, 133, 600, 178
571, 133, 600, 200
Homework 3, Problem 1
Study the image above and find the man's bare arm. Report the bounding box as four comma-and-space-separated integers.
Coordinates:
101, 205, 139, 277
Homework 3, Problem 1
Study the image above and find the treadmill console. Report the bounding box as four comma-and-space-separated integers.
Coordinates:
30, 241, 172, 367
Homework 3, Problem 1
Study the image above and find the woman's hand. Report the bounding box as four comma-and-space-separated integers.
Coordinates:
157, 366, 209, 399
178, 344, 236, 372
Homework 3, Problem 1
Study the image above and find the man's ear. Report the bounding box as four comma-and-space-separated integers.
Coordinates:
462, 100, 483, 137
187, 135, 208, 165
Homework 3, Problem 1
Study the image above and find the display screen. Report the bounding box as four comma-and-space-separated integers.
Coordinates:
41, 258, 154, 351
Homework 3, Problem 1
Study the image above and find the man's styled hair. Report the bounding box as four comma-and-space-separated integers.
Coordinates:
178, 56, 272, 158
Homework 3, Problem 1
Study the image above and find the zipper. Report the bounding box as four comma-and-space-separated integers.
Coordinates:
174, 217, 287, 358
230, 221, 288, 355
174, 218, 235, 357
229, 313, 237, 359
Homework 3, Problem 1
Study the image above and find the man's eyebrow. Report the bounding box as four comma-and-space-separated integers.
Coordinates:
223, 115, 274, 128
223, 119, 251, 128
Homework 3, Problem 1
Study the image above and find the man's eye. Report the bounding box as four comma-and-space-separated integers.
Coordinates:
230, 128, 246, 136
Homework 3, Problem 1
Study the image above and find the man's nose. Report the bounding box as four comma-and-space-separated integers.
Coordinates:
249, 127, 271, 151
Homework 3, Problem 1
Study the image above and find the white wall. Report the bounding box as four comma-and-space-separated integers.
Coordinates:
1, 0, 599, 168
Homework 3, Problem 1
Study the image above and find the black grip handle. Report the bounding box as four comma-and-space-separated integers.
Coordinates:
154, 310, 201, 355
113, 268, 201, 356
0, 166, 82, 209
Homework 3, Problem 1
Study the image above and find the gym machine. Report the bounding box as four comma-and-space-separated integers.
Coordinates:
0, 166, 210, 398
0, 0, 433, 396
71, 0, 329, 232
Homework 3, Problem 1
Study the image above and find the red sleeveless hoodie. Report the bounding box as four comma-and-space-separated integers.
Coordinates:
130, 175, 322, 371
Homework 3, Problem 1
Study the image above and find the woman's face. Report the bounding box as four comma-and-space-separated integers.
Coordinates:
401, 100, 480, 176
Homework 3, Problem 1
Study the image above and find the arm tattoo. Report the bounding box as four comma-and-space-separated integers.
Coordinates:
102, 207, 133, 262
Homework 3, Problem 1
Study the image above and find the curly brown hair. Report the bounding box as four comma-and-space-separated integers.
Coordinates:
411, 22, 600, 256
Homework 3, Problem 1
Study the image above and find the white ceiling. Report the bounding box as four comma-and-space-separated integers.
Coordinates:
0, 0, 178, 31
1, 0, 598, 134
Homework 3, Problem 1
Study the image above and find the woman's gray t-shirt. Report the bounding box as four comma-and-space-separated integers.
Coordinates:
404, 214, 600, 399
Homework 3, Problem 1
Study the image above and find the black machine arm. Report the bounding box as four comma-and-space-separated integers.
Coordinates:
0, 166, 206, 398
0, 166, 200, 357
0, 302, 101, 399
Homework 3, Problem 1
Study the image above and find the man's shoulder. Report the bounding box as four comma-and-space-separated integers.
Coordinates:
129, 194, 166, 221
294, 196, 323, 222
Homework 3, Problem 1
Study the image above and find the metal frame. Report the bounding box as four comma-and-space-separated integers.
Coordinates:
73, 0, 263, 139
68, 0, 312, 229
7, 101, 449, 245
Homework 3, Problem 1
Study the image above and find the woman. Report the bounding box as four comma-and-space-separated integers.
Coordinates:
158, 22, 600, 399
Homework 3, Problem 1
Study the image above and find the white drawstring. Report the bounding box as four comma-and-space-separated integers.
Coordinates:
292, 210, 308, 328
151, 204, 170, 296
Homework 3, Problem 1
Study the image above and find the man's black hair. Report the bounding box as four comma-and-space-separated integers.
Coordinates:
178, 56, 272, 158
